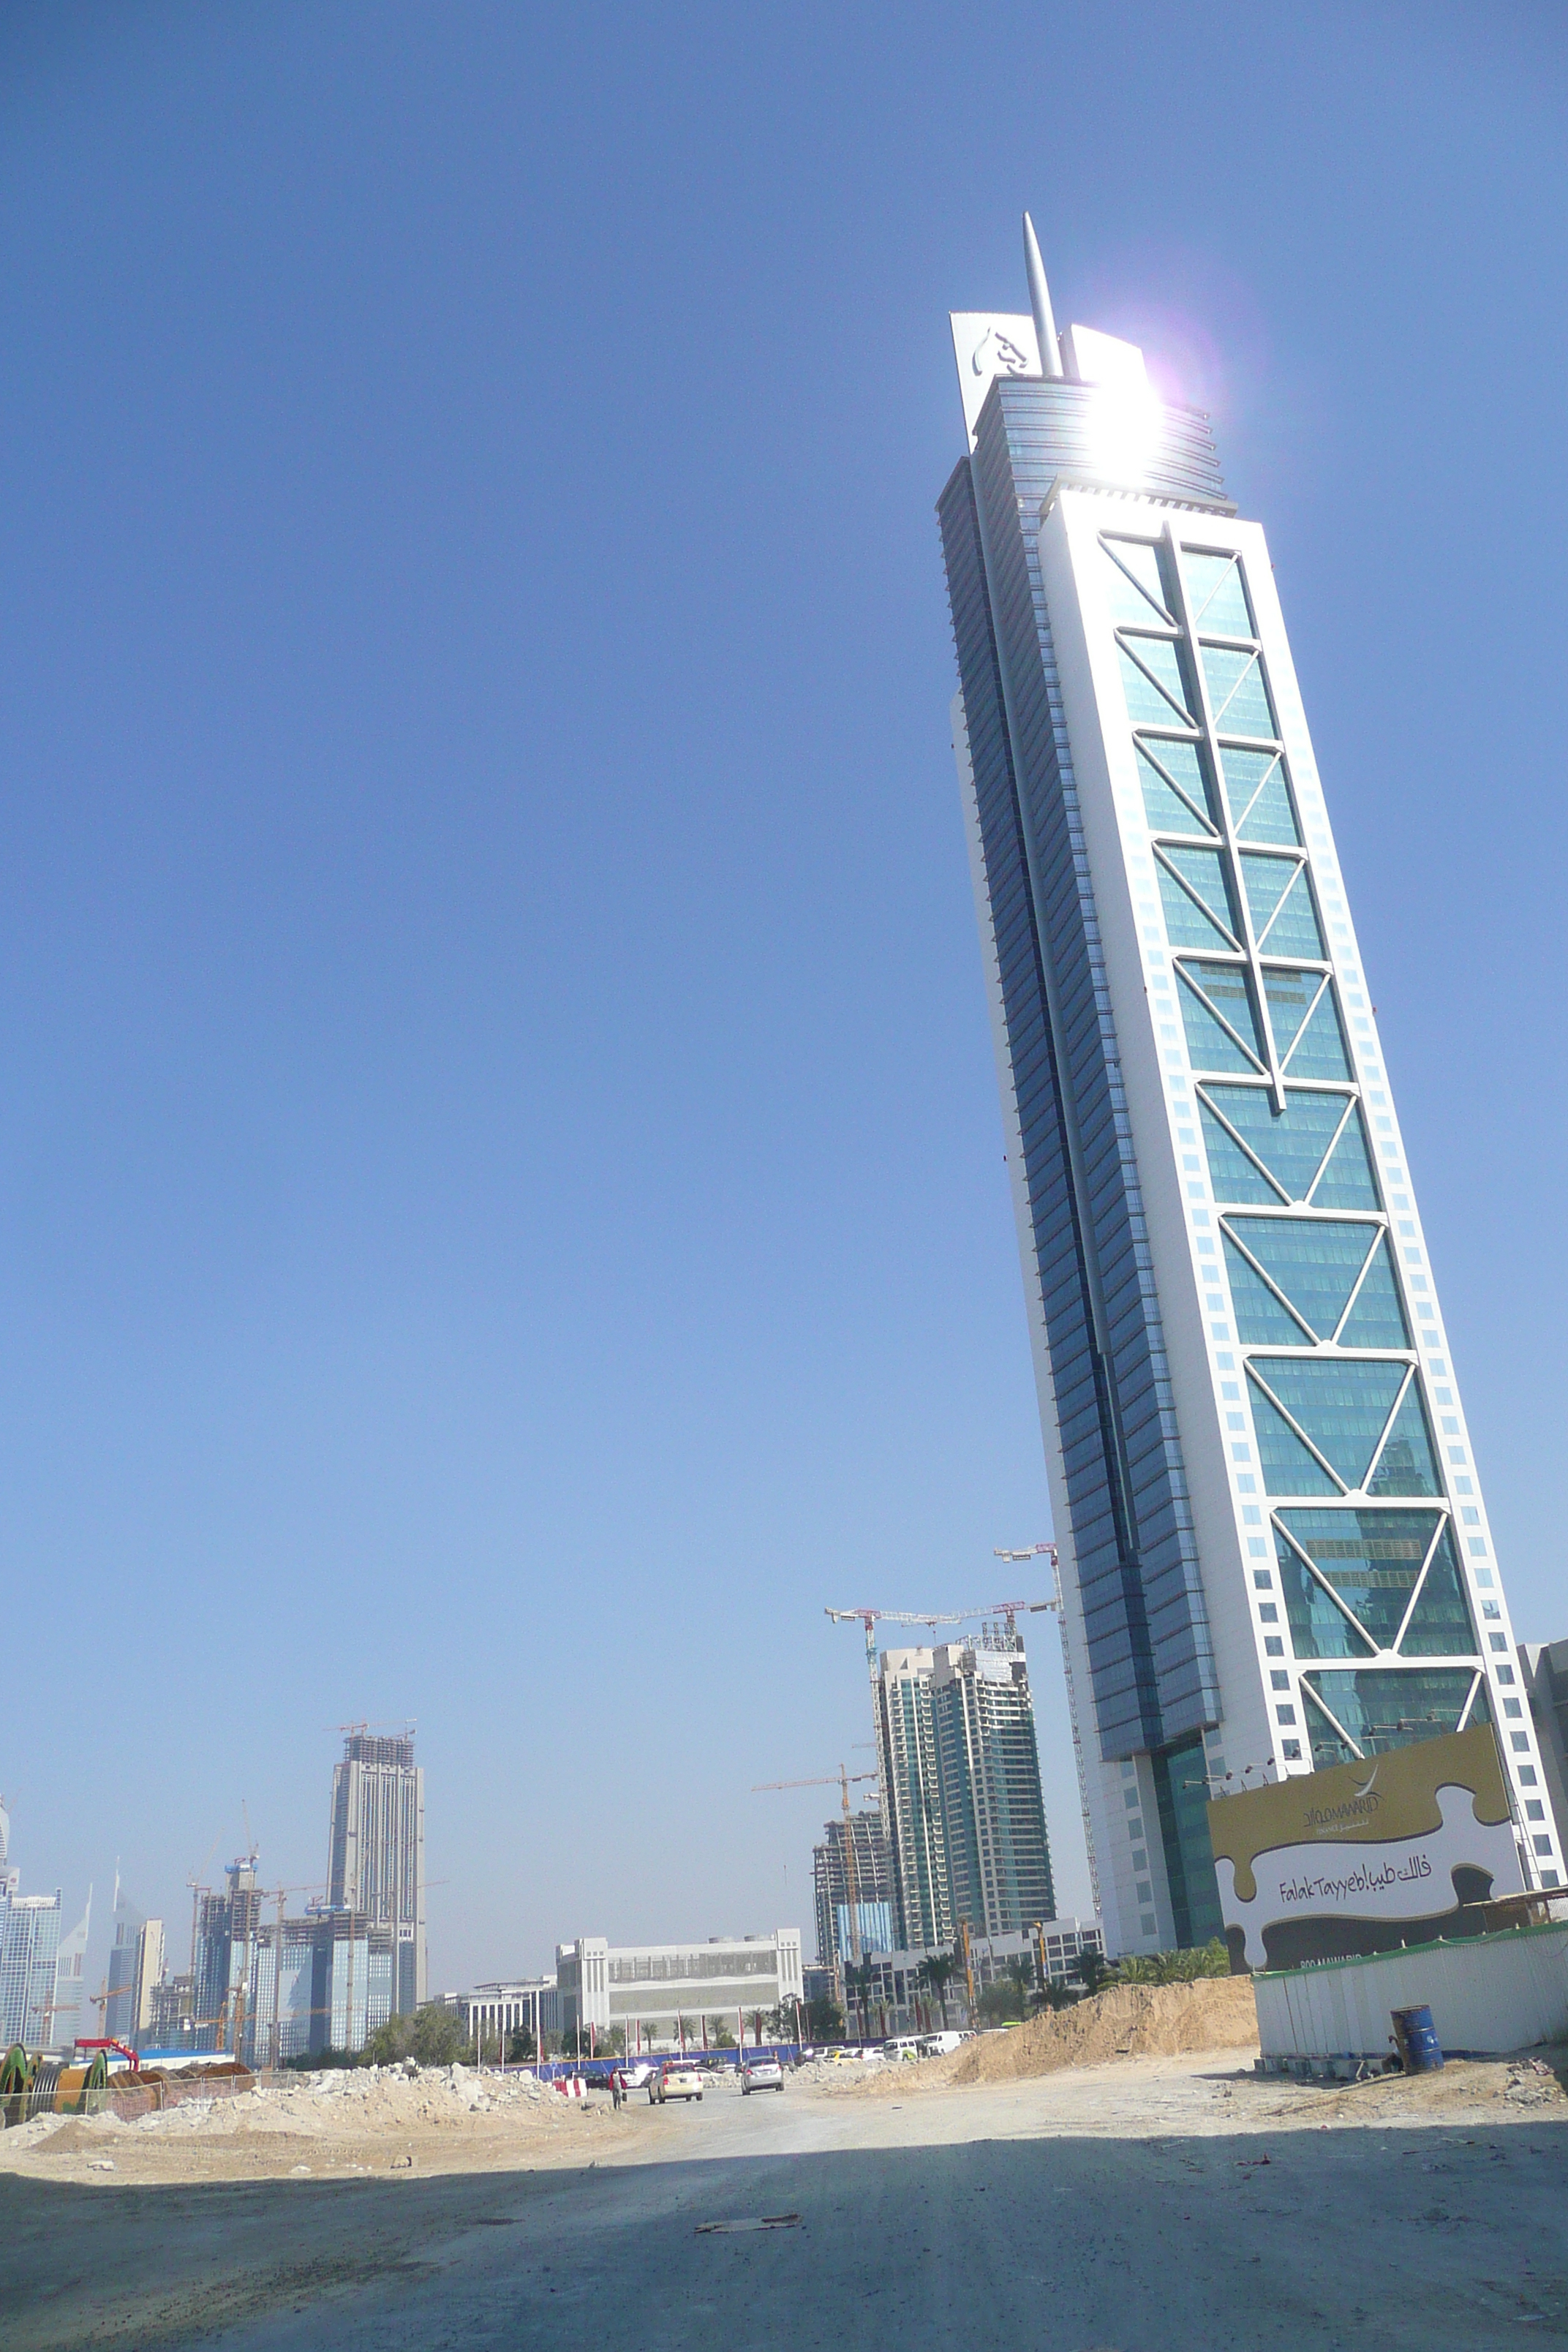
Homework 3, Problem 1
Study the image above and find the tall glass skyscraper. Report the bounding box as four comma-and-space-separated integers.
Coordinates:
938, 219, 1553, 1956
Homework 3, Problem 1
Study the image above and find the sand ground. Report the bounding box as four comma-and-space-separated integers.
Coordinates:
4, 2029, 1567, 2349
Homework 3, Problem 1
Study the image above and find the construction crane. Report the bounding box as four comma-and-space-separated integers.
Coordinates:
86, 1978, 122, 2032
825, 1597, 1049, 1673
828, 1565, 1103, 1921
995, 1542, 1101, 1918
752, 1765, 877, 1972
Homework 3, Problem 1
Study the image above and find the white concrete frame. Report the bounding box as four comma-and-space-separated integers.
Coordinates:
1017, 482, 1549, 1924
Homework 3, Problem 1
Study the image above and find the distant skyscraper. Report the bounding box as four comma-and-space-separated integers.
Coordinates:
145, 1973, 195, 2053
326, 1729, 426, 2013
876, 1648, 951, 1950
875, 1630, 1054, 1949
194, 1855, 264, 2054
248, 1910, 396, 2065
189, 1872, 396, 2067
0, 1888, 62, 2051
0, 1801, 90, 2051
105, 1884, 165, 2050
51, 1896, 90, 2052
938, 219, 1550, 1956
812, 1809, 894, 1969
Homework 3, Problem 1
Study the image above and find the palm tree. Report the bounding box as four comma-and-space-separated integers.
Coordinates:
1072, 1945, 1114, 1997
1115, 1953, 1160, 1986
843, 1962, 871, 2042
1120, 1939, 1230, 1986
918, 1950, 956, 2028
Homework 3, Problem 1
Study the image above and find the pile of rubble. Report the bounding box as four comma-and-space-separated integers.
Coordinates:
0, 2062, 610, 2181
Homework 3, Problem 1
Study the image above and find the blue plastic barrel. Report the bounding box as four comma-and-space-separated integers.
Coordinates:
1391, 2005, 1444, 2073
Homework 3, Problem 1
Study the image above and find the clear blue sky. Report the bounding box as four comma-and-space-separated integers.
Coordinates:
1, 2, 1563, 1997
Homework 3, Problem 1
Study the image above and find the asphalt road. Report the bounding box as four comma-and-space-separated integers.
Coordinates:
10, 2061, 1568, 2350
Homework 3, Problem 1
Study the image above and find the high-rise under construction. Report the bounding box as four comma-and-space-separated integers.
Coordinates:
875, 1631, 1055, 1949
326, 1727, 426, 2014
812, 1809, 894, 1971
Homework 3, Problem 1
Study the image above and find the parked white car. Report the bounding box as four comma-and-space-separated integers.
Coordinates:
740, 2056, 784, 2094
917, 2030, 965, 2057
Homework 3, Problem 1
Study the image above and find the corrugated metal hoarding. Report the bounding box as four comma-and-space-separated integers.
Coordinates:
1254, 1921, 1568, 2061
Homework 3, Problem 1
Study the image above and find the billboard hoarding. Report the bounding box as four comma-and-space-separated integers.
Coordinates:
1206, 1725, 1523, 1972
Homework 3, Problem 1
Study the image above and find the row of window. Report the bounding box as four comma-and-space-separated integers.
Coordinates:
1300, 1667, 1490, 1770
1104, 535, 1256, 639
1245, 1357, 1436, 1499
1195, 1082, 1377, 1210
1119, 633, 1278, 740
1223, 1215, 1406, 1350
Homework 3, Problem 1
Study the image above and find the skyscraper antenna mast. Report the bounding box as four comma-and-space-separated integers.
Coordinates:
1022, 213, 1062, 379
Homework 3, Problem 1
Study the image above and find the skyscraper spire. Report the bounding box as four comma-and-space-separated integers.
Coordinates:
1022, 212, 1062, 379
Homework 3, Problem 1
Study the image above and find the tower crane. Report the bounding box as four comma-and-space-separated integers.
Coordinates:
825, 1597, 1049, 1673
752, 1765, 877, 1980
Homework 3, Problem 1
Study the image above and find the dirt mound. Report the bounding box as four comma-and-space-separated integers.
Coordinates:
832, 1978, 1259, 2095
943, 1978, 1258, 2084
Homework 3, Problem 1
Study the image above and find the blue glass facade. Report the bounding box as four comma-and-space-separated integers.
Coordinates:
939, 383, 1226, 1768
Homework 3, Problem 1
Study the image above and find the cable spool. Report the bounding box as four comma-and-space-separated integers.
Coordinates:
1, 2043, 32, 2130
26, 2061, 61, 2119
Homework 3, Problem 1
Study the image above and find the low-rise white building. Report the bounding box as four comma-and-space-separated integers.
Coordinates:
451, 1978, 561, 2056
557, 1931, 804, 2050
